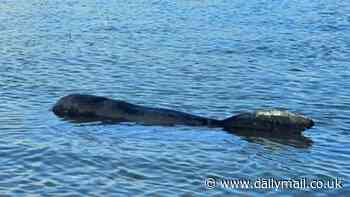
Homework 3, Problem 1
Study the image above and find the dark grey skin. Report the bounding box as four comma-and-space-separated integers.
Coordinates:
52, 94, 314, 135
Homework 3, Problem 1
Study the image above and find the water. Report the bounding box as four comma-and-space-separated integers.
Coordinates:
1, 0, 349, 196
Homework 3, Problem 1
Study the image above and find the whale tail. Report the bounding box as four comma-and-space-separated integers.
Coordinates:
221, 109, 314, 134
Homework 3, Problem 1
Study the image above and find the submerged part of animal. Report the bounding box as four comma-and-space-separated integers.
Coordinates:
52, 94, 314, 135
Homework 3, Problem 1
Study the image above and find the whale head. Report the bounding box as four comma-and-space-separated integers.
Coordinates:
52, 94, 108, 118
222, 109, 314, 134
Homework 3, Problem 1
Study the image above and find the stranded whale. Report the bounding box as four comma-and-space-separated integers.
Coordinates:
52, 94, 314, 135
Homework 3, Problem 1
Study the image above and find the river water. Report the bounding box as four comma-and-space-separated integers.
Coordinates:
0, 0, 349, 196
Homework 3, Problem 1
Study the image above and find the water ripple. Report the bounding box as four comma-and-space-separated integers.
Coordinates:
0, 0, 349, 196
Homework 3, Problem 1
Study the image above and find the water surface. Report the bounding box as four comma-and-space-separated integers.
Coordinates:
0, 0, 349, 196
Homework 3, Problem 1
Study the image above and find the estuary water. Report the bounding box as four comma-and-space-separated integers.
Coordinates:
0, 0, 349, 196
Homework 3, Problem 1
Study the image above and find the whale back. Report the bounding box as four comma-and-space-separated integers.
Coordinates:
52, 94, 211, 125
52, 95, 314, 135
221, 110, 314, 134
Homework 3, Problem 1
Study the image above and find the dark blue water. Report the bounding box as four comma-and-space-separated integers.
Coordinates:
1, 0, 349, 196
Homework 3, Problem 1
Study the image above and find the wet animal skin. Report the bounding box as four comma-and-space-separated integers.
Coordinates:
52, 94, 314, 135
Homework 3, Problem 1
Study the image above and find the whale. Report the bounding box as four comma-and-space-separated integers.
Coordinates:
52, 94, 314, 135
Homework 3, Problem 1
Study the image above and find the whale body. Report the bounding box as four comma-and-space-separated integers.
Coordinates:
52, 94, 314, 135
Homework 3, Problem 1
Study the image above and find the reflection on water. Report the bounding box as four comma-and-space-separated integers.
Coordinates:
1, 0, 350, 196
226, 128, 313, 149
